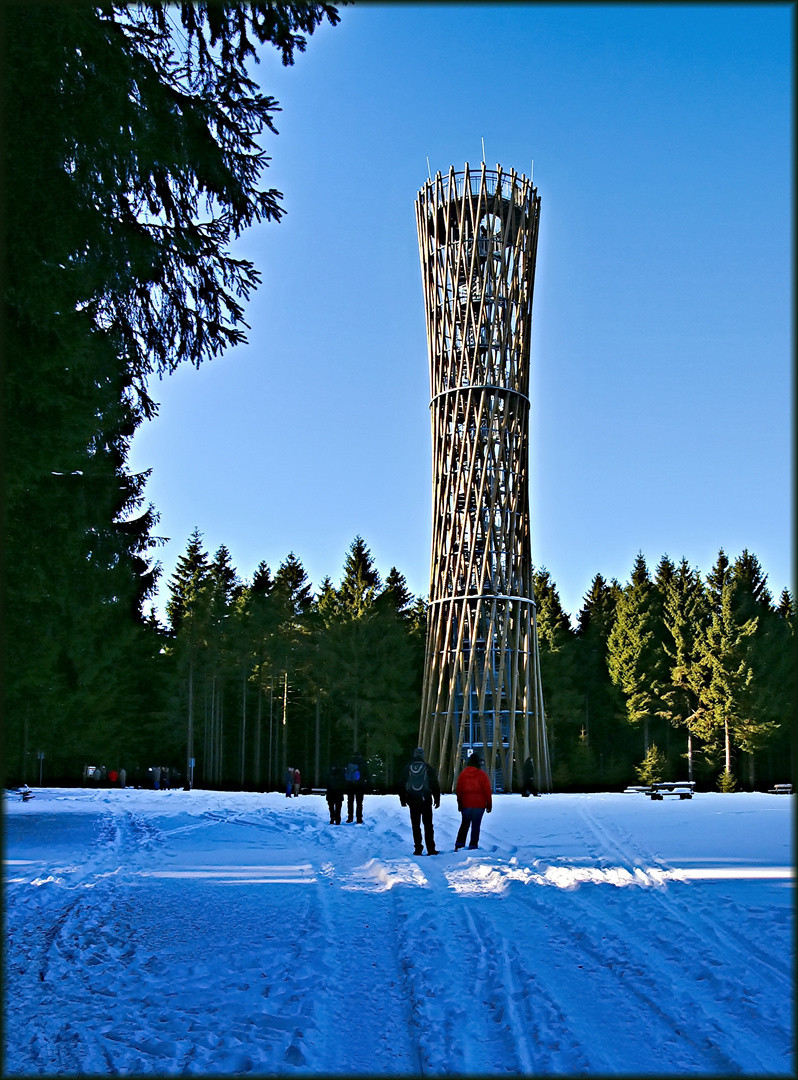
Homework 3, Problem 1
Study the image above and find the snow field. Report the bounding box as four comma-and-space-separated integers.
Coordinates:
3, 788, 793, 1075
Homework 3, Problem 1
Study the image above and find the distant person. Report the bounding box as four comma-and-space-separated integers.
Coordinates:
150, 765, 160, 791
521, 756, 540, 797
119, 768, 126, 789
292, 767, 301, 797
455, 752, 492, 850
344, 752, 369, 824
108, 769, 118, 785
285, 766, 294, 798
399, 747, 440, 856
161, 766, 171, 791
325, 763, 345, 825
99, 765, 107, 786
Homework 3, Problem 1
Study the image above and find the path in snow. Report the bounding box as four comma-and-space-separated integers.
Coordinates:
4, 789, 793, 1075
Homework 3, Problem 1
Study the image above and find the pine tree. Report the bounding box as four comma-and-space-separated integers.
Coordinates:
690, 553, 759, 780
165, 529, 212, 785
533, 568, 583, 786
606, 553, 667, 755
4, 3, 342, 781
659, 558, 709, 782
574, 574, 628, 786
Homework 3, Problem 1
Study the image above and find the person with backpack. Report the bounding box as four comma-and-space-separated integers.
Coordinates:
399, 747, 441, 856
455, 751, 492, 850
325, 762, 345, 824
344, 752, 369, 823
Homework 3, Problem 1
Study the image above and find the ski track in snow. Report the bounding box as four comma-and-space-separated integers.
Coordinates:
4, 790, 793, 1076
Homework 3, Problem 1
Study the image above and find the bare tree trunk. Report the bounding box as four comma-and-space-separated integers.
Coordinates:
254, 668, 262, 789
268, 676, 274, 790
687, 731, 693, 783
749, 751, 755, 789
240, 671, 247, 789
353, 698, 359, 754
643, 716, 649, 755
724, 716, 731, 774
187, 655, 194, 789
315, 693, 321, 788
282, 672, 288, 777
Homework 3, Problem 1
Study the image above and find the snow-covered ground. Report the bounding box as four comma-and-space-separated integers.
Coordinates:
4, 787, 793, 1076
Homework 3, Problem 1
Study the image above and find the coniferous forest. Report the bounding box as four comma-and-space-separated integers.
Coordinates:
3, 6, 793, 793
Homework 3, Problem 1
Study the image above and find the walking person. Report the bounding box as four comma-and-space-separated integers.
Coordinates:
521, 755, 540, 797
455, 751, 492, 850
325, 762, 345, 825
344, 752, 369, 823
285, 766, 294, 798
292, 767, 301, 797
399, 747, 440, 856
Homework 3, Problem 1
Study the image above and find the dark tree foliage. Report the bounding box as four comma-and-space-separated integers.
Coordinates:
3, 3, 341, 784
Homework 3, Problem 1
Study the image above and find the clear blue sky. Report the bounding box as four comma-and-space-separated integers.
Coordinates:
129, 3, 793, 624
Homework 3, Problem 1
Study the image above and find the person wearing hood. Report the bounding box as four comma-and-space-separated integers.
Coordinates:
398, 747, 440, 856
455, 752, 492, 850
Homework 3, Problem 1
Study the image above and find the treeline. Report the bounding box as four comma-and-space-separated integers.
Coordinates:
161, 533, 426, 791
7, 521, 793, 792
534, 550, 794, 792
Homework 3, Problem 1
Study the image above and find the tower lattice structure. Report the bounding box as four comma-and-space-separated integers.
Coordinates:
416, 162, 552, 793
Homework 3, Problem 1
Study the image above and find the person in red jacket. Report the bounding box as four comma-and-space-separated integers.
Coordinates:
455, 752, 493, 850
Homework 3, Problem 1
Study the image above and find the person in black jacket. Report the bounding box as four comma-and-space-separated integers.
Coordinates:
399, 747, 441, 856
325, 762, 345, 825
521, 755, 540, 797
344, 752, 369, 823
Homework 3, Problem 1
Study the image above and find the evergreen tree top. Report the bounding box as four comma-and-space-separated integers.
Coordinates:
629, 551, 651, 590
339, 536, 381, 615
251, 560, 274, 596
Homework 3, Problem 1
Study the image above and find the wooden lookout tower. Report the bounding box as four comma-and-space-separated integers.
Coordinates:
415, 162, 552, 793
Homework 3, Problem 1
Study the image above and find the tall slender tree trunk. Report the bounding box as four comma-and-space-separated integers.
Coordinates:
240, 671, 247, 789
22, 707, 29, 784
687, 731, 693, 783
268, 676, 274, 790
724, 715, 731, 774
254, 668, 262, 789
281, 671, 288, 776
353, 698, 359, 753
748, 751, 755, 789
315, 693, 321, 788
187, 654, 194, 789
643, 716, 650, 754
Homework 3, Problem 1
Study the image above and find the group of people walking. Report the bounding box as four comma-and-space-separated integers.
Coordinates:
397, 747, 495, 855
324, 753, 370, 824
318, 746, 538, 855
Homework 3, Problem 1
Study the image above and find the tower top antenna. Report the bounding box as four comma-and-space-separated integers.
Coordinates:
481, 137, 486, 163
426, 156, 431, 181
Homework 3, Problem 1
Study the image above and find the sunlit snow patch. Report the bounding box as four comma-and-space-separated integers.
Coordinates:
136, 864, 316, 884
341, 858, 429, 892
445, 858, 679, 894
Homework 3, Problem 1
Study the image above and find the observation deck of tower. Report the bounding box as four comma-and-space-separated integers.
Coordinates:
415, 161, 552, 793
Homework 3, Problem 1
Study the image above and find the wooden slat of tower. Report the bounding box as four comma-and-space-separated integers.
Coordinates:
416, 162, 552, 794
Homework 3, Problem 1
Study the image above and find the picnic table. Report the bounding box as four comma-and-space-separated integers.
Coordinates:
624, 781, 695, 800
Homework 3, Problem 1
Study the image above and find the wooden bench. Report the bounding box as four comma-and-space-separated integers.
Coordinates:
645, 781, 695, 800
768, 783, 793, 795
624, 785, 652, 794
